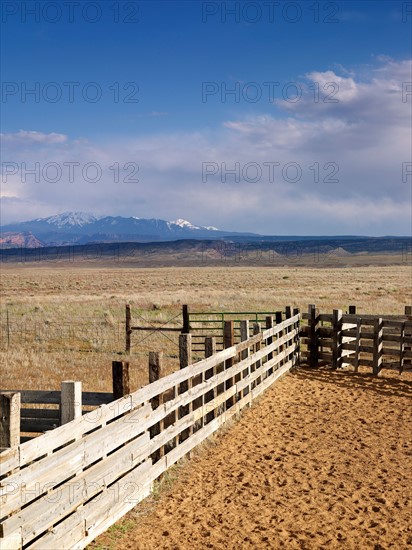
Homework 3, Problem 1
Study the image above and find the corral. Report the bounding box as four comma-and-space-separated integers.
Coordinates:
1, 302, 411, 549
1, 265, 411, 549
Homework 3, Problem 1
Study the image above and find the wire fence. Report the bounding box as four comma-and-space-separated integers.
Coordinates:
0, 315, 124, 353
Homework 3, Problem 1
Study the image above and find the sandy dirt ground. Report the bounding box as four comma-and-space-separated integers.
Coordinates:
92, 367, 412, 550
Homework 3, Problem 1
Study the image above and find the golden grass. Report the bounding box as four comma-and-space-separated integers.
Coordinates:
0, 265, 410, 393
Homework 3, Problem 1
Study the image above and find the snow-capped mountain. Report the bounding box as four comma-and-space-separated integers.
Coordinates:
170, 219, 200, 229
1, 212, 258, 247
43, 212, 99, 228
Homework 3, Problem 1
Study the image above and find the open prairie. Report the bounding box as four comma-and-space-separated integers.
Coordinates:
0, 263, 410, 392
1, 263, 411, 550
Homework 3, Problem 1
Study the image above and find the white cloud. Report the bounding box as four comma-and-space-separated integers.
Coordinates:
1, 59, 411, 235
1, 130, 68, 144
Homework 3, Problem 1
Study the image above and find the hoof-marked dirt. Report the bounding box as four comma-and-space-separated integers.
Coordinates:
92, 367, 412, 550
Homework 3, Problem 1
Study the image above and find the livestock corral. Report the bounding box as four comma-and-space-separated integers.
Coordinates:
0, 265, 411, 549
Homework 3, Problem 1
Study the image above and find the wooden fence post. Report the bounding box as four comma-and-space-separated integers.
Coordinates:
275, 311, 283, 370
179, 332, 192, 370
125, 304, 131, 355
404, 306, 412, 368
149, 351, 164, 461
182, 304, 190, 334
60, 381, 82, 425
224, 320, 235, 409
240, 320, 250, 398
253, 322, 261, 388
179, 334, 192, 443
354, 318, 361, 373
205, 336, 217, 423
0, 392, 20, 449
332, 309, 343, 369
266, 316, 274, 377
399, 322, 405, 374
112, 361, 130, 399
308, 304, 319, 368
373, 318, 383, 376
293, 307, 300, 366
285, 306, 292, 364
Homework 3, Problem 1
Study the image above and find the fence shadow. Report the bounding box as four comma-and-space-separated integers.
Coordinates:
293, 365, 412, 400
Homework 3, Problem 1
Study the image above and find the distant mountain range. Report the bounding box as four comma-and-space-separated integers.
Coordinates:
1, 214, 410, 260
0, 212, 258, 248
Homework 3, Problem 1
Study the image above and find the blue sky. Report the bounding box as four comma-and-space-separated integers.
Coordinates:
1, 0, 411, 235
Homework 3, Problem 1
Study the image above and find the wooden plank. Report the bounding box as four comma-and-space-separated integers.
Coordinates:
0, 403, 152, 516
235, 332, 263, 354
318, 327, 333, 337
0, 532, 22, 550
20, 418, 59, 433
318, 313, 333, 322
332, 309, 343, 369
383, 319, 412, 328
342, 322, 357, 330
318, 352, 333, 361
373, 318, 383, 375
343, 357, 374, 368
2, 391, 60, 405
0, 393, 20, 449
20, 408, 60, 420
2, 433, 151, 545
26, 460, 152, 550
81, 392, 113, 406
341, 343, 375, 353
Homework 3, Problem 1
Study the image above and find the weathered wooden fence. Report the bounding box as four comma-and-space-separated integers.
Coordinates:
301, 305, 412, 374
0, 313, 300, 549
0, 363, 129, 446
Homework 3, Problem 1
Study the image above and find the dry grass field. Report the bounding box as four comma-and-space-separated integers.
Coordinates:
0, 264, 410, 393
0, 262, 411, 549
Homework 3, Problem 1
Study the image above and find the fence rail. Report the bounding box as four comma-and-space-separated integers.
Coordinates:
0, 313, 300, 550
300, 305, 412, 374
0, 363, 129, 445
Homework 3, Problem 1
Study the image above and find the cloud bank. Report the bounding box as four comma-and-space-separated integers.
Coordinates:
1, 58, 411, 235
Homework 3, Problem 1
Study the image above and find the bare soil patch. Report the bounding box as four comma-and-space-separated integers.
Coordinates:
92, 367, 411, 550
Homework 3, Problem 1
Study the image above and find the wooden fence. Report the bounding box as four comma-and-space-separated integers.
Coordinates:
0, 363, 129, 447
301, 305, 412, 374
0, 313, 300, 550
